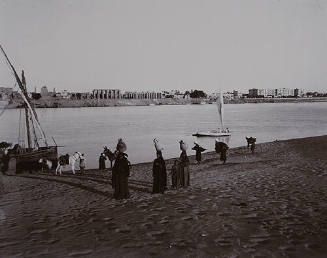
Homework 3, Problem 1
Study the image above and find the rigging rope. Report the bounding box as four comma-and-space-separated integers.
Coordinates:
0, 101, 9, 117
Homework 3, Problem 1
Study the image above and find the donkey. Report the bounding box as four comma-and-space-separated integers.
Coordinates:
103, 146, 117, 169
246, 137, 256, 148
55, 152, 82, 175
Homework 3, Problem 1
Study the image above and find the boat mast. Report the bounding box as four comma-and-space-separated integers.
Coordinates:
220, 89, 224, 129
0, 44, 48, 147
22, 70, 32, 148
216, 89, 224, 129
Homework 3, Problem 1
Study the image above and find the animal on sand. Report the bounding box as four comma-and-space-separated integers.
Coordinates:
246, 137, 256, 148
103, 146, 117, 169
56, 152, 82, 175
38, 158, 52, 172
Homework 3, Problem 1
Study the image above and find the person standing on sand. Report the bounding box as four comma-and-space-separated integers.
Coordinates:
179, 140, 190, 187
192, 142, 206, 164
250, 142, 256, 154
99, 153, 106, 170
112, 139, 130, 199
220, 145, 228, 164
170, 160, 180, 189
215, 141, 228, 164
0, 171, 4, 194
152, 150, 167, 194
79, 154, 86, 173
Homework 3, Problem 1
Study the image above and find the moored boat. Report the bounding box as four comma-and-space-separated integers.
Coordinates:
193, 90, 231, 137
0, 45, 58, 173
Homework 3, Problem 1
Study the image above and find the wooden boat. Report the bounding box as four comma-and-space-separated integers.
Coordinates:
0, 45, 58, 173
193, 90, 231, 137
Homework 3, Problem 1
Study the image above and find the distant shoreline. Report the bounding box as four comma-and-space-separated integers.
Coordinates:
6, 97, 327, 109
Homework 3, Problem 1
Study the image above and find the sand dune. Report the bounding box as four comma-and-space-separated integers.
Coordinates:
1, 136, 327, 257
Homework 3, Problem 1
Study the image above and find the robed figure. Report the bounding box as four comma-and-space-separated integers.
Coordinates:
215, 141, 229, 164
180, 150, 190, 187
170, 160, 181, 189
112, 139, 130, 199
152, 151, 167, 194
192, 142, 206, 164
99, 153, 106, 170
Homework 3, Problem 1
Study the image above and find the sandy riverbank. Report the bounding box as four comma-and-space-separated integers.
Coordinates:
1, 136, 327, 257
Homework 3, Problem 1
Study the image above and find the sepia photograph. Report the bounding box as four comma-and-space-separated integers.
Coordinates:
1, 0, 327, 257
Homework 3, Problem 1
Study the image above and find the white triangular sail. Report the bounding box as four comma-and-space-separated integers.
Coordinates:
216, 90, 224, 129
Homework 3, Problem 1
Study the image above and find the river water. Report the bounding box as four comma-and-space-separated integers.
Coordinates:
1, 102, 326, 168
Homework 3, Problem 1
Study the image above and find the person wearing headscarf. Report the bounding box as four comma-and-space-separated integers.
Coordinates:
170, 160, 180, 189
152, 150, 167, 194
192, 142, 206, 164
250, 142, 256, 154
79, 153, 86, 173
112, 138, 130, 199
215, 141, 229, 164
99, 153, 106, 170
179, 141, 190, 187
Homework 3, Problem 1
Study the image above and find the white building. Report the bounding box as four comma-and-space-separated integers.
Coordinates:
257, 89, 275, 97
276, 88, 294, 97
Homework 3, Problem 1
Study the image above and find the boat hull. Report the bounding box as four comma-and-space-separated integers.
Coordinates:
193, 131, 231, 137
6, 146, 58, 173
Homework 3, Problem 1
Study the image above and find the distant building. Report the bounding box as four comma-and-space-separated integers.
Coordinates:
0, 87, 13, 100
233, 90, 239, 98
294, 88, 305, 97
162, 90, 188, 99
58, 90, 70, 99
122, 91, 162, 99
224, 92, 234, 100
249, 88, 300, 98
275, 88, 294, 98
257, 89, 275, 98
40, 86, 49, 97
248, 88, 259, 98
93, 89, 121, 99
70, 92, 92, 100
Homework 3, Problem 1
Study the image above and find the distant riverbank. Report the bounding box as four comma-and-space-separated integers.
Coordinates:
6, 96, 327, 109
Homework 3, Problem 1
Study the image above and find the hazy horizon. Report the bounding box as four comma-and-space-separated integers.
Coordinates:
1, 0, 327, 93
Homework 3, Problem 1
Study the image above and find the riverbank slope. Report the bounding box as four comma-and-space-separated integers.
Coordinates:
1, 135, 327, 257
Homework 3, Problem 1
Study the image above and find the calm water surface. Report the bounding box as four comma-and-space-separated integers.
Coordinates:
1, 102, 326, 168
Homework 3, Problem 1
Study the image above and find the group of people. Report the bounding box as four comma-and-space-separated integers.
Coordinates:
81, 138, 230, 199
75, 137, 257, 200
152, 140, 191, 194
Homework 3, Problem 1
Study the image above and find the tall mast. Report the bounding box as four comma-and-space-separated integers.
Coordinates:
0, 44, 48, 146
220, 89, 224, 129
216, 89, 224, 129
22, 70, 32, 148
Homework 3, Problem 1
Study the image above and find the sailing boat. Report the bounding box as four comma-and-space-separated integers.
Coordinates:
193, 90, 231, 137
0, 45, 58, 173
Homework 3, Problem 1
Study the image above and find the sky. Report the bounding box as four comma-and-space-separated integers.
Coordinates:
1, 0, 327, 93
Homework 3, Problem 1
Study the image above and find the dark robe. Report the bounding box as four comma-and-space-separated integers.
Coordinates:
192, 145, 206, 162
251, 143, 256, 153
112, 153, 130, 199
180, 151, 190, 187
99, 155, 106, 170
152, 157, 167, 193
220, 147, 227, 164
171, 164, 179, 189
